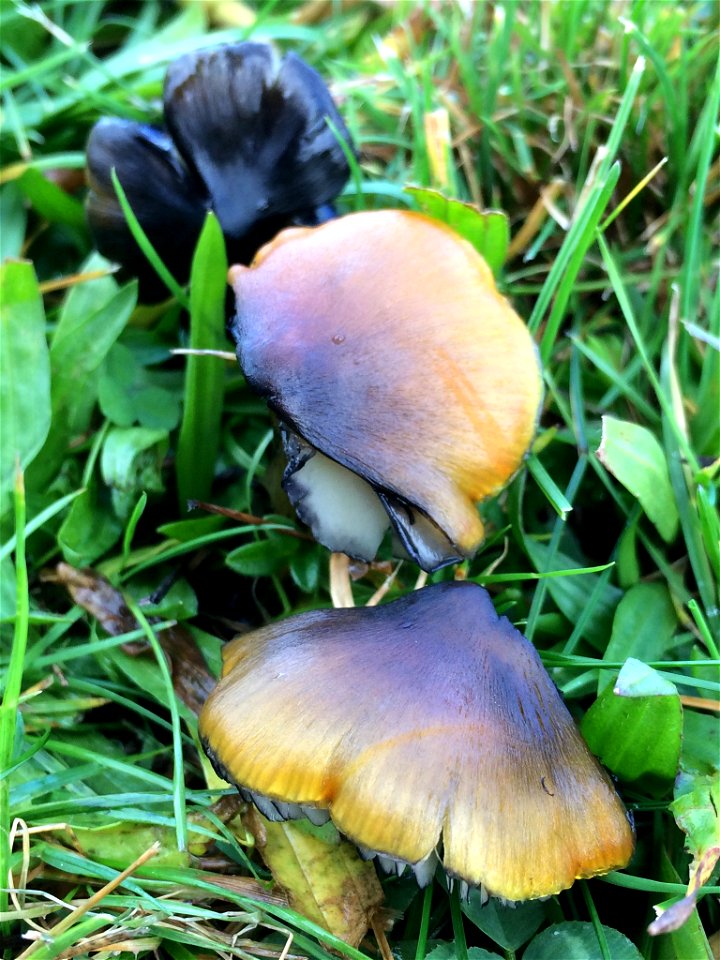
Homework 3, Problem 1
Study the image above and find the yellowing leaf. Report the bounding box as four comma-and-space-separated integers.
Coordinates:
245, 808, 383, 948
648, 772, 720, 936
73, 822, 193, 871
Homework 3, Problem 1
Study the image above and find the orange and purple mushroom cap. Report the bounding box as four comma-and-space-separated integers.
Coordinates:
229, 210, 543, 571
199, 582, 634, 901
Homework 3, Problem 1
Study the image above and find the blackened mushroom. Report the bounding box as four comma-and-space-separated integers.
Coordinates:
86, 42, 354, 297
163, 42, 353, 241
199, 582, 634, 901
86, 119, 209, 298
229, 210, 543, 571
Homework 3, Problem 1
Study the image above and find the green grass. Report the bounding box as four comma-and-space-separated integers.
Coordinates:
1, 1, 718, 958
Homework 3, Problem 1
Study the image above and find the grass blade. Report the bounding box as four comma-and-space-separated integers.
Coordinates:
176, 212, 228, 512
110, 169, 190, 309
0, 468, 29, 929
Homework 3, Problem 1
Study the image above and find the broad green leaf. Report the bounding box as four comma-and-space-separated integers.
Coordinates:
99, 342, 180, 430
404, 186, 510, 274
58, 483, 123, 567
600, 584, 677, 689
27, 257, 137, 488
524, 921, 642, 960
100, 426, 168, 519
462, 891, 546, 950
226, 537, 301, 577
246, 810, 383, 948
581, 661, 682, 793
289, 543, 323, 594
649, 774, 720, 938
129, 578, 197, 622
52, 252, 120, 349
598, 415, 679, 542
681, 710, 720, 775
176, 212, 229, 511
615, 514, 641, 588
672, 772, 720, 891
0, 9, 46, 67
188, 625, 223, 680
50, 285, 138, 422
157, 515, 224, 542
0, 261, 51, 510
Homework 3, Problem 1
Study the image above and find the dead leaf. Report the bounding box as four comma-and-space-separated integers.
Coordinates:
46, 563, 215, 715
245, 807, 384, 948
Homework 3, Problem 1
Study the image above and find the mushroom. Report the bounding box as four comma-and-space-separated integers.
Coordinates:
85, 119, 208, 298
229, 209, 543, 571
163, 42, 353, 242
86, 41, 354, 298
199, 581, 634, 901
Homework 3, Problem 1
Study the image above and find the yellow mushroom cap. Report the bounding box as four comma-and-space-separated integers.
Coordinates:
199, 582, 634, 901
229, 210, 542, 572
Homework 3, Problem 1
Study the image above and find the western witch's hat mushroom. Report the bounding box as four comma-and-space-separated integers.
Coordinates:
199, 582, 634, 902
163, 42, 353, 242
229, 210, 542, 572
85, 119, 208, 295
86, 42, 354, 297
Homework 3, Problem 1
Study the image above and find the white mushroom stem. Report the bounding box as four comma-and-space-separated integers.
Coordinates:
329, 552, 355, 609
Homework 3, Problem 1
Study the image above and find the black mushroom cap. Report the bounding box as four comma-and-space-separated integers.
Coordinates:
86, 118, 209, 298
163, 42, 355, 239
85, 41, 355, 299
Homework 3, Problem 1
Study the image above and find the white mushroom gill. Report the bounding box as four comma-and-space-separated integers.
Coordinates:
238, 786, 330, 826
281, 427, 464, 568
282, 436, 391, 560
